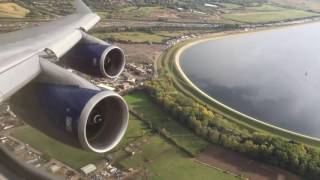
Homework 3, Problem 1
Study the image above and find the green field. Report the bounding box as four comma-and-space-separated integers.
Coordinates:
116, 107, 240, 180
120, 135, 239, 180
94, 32, 167, 43
99, 2, 319, 24
125, 92, 209, 155
216, 3, 242, 9
247, 4, 285, 11
93, 30, 191, 44
120, 6, 163, 15
156, 30, 190, 37
117, 115, 150, 147
12, 127, 103, 169
146, 148, 237, 180
224, 8, 318, 23
120, 6, 165, 16
0, 3, 30, 18
101, 6, 171, 20
11, 116, 151, 170
271, 0, 320, 13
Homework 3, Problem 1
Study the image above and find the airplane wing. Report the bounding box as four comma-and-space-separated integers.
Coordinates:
0, 0, 128, 155
0, 0, 100, 102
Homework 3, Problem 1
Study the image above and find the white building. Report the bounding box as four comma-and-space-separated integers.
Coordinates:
49, 165, 61, 174
80, 164, 97, 175
97, 83, 115, 91
14, 144, 25, 152
205, 3, 218, 8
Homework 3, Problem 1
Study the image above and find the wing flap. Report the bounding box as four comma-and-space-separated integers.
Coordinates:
0, 50, 37, 74
47, 30, 83, 58
0, 55, 41, 102
79, 13, 100, 32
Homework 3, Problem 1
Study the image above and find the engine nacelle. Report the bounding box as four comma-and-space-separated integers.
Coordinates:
62, 43, 125, 78
10, 83, 128, 153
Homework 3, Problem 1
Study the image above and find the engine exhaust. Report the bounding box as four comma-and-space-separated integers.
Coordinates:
78, 90, 128, 153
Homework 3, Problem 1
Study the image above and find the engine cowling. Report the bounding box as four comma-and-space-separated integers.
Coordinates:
62, 43, 125, 78
10, 83, 128, 153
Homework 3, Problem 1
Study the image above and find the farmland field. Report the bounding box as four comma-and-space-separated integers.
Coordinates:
223, 8, 318, 23
125, 91, 209, 155
94, 32, 168, 43
271, 0, 320, 12
119, 93, 240, 179
93, 31, 191, 44
119, 135, 239, 180
216, 3, 242, 10
103, 6, 178, 20
0, 3, 30, 18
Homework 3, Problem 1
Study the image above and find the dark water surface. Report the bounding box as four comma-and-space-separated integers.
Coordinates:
180, 23, 320, 138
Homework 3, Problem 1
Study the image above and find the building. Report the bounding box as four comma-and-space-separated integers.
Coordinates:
96, 83, 115, 91
26, 158, 38, 164
80, 164, 97, 175
109, 167, 117, 174
204, 3, 218, 8
0, 136, 6, 140
14, 143, 25, 152
3, 125, 14, 130
49, 165, 61, 174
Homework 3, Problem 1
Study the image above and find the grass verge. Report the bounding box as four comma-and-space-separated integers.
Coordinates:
11, 127, 103, 170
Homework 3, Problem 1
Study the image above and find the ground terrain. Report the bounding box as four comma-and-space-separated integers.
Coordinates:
125, 92, 209, 155
1, 0, 320, 23
271, 0, 320, 12
197, 145, 300, 180
94, 31, 192, 44
124, 91, 301, 180
12, 126, 103, 170
11, 92, 243, 179
115, 43, 166, 63
1, 0, 320, 179
0, 3, 30, 18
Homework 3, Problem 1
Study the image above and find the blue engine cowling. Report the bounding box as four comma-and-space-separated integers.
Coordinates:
62, 43, 125, 78
10, 83, 128, 153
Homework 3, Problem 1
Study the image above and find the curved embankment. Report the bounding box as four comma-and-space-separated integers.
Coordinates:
157, 31, 320, 148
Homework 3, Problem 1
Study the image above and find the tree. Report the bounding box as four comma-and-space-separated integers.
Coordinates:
208, 128, 220, 144
142, 78, 320, 179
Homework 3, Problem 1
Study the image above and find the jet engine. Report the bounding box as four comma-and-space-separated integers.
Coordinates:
62, 33, 125, 78
9, 59, 129, 154
10, 83, 128, 153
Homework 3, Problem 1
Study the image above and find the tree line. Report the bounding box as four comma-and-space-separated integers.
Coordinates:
143, 77, 320, 179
